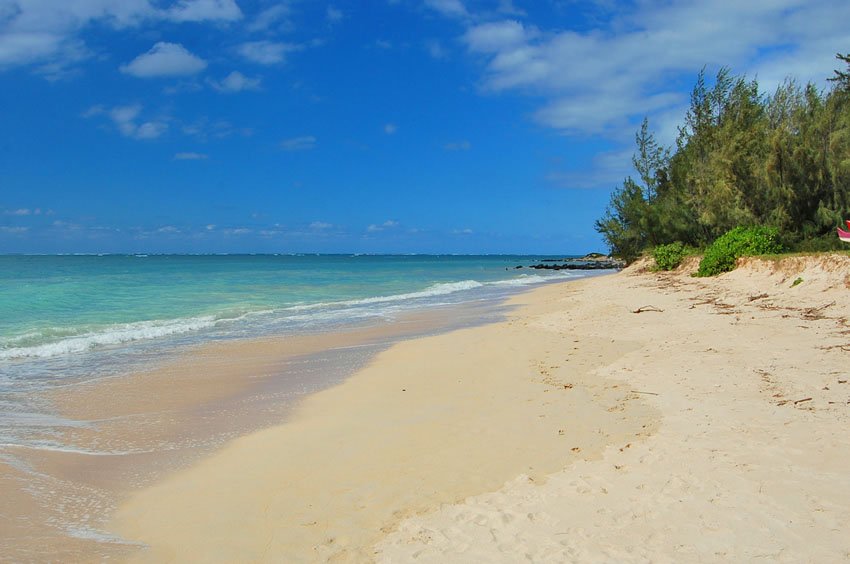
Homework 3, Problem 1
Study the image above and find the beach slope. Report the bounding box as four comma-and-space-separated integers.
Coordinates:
113, 255, 850, 562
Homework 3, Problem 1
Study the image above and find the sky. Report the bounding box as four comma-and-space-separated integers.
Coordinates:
0, 0, 848, 254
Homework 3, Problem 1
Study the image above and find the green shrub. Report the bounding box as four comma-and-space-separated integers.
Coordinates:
653, 242, 688, 271
696, 226, 783, 277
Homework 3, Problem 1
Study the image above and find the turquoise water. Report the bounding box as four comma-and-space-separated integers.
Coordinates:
0, 254, 606, 446
0, 255, 588, 365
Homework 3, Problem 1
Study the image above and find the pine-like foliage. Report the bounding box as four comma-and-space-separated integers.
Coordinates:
597, 54, 850, 261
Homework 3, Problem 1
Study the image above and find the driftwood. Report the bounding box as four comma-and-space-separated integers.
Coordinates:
777, 397, 814, 406
630, 390, 659, 396
632, 305, 664, 314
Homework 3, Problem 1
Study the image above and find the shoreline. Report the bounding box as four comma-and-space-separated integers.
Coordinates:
111, 254, 850, 562
108, 274, 656, 561
0, 276, 584, 560
7, 254, 850, 561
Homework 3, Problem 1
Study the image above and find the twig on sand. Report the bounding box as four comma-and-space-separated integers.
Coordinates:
630, 390, 659, 396
802, 301, 836, 320
793, 397, 813, 405
632, 305, 664, 313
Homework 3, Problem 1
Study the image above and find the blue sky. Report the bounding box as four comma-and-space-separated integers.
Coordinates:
1, 0, 847, 254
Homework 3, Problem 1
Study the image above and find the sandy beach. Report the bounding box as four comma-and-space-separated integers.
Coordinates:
100, 253, 850, 562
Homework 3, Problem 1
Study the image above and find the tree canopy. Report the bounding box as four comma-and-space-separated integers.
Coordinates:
597, 53, 850, 262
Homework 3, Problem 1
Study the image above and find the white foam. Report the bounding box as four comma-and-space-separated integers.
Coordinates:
342, 280, 485, 305
284, 280, 486, 313
488, 272, 577, 286
0, 316, 220, 360
0, 274, 580, 363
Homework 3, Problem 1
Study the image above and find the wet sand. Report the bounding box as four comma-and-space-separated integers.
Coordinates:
0, 300, 508, 561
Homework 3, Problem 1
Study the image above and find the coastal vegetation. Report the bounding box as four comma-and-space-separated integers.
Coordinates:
695, 226, 782, 277
596, 53, 850, 270
651, 242, 690, 271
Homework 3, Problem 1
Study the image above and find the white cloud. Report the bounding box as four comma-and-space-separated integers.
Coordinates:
0, 31, 69, 68
135, 121, 167, 139
0, 226, 29, 234
424, 0, 468, 19
92, 104, 168, 140
237, 40, 300, 65
280, 136, 317, 151
452, 228, 473, 234
0, 0, 235, 76
181, 117, 251, 141
367, 220, 399, 232
375, 39, 392, 50
246, 4, 293, 33
174, 152, 209, 160
165, 0, 242, 22
310, 221, 333, 230
444, 140, 471, 151
156, 225, 180, 233
4, 208, 32, 216
209, 71, 261, 93
384, 123, 397, 135
461, 2, 850, 137
464, 20, 530, 53
120, 42, 206, 78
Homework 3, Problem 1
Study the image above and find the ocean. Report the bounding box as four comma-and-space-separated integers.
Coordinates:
0, 254, 607, 446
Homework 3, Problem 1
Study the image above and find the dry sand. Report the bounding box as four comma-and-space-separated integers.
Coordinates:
110, 254, 850, 562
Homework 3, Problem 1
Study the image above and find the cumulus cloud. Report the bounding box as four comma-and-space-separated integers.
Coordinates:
461, 2, 850, 137
165, 0, 242, 23
424, 0, 468, 19
0, 0, 133, 73
209, 71, 261, 93
120, 42, 206, 78
85, 104, 168, 140
237, 40, 301, 65
280, 136, 317, 151
174, 152, 209, 160
0, 0, 236, 76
